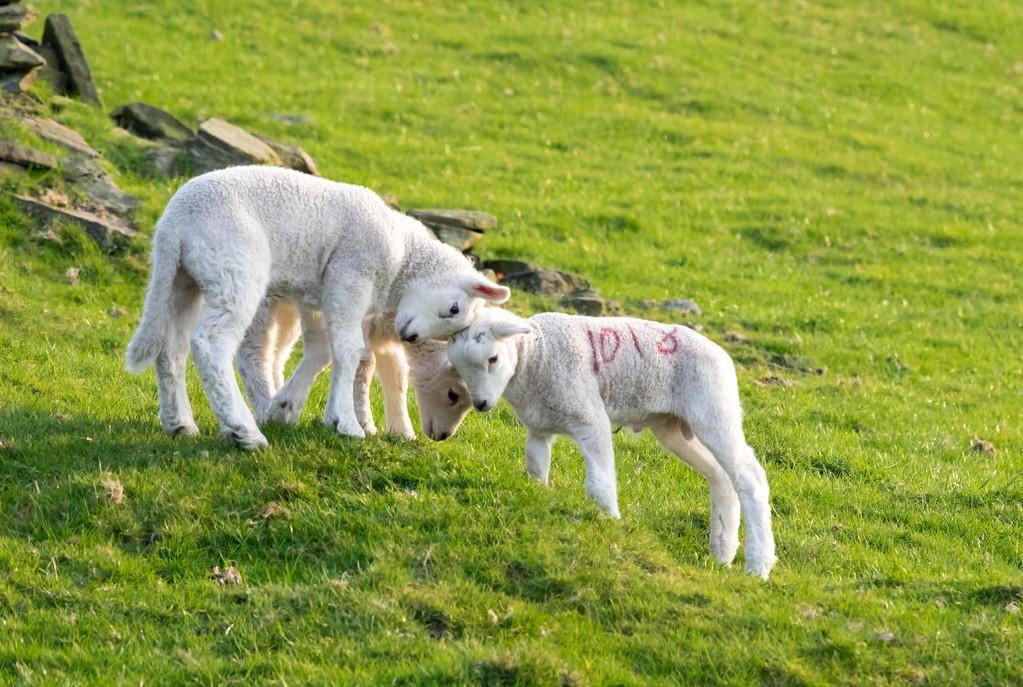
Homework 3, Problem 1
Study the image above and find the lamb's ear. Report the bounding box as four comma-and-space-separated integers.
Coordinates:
461, 274, 511, 303
490, 316, 532, 339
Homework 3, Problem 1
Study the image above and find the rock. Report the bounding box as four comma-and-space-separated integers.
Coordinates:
560, 289, 621, 316
500, 267, 590, 296
0, 160, 25, 175
110, 103, 193, 144
407, 208, 497, 231
971, 438, 995, 454
875, 631, 897, 645
0, 68, 37, 93
664, 299, 702, 316
21, 116, 99, 157
31, 43, 67, 91
0, 4, 35, 32
188, 118, 280, 174
379, 193, 400, 210
723, 331, 748, 344
12, 193, 136, 252
210, 565, 243, 585
755, 375, 790, 387
0, 34, 44, 71
427, 223, 483, 251
42, 13, 102, 107
0, 139, 58, 169
482, 258, 537, 277
208, 29, 224, 42
480, 268, 498, 283
270, 113, 313, 126
62, 157, 139, 216
145, 143, 184, 178
253, 133, 319, 175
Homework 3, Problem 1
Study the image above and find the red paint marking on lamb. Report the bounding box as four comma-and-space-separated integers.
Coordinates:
599, 328, 621, 363
586, 329, 600, 373
656, 327, 679, 355
626, 324, 644, 357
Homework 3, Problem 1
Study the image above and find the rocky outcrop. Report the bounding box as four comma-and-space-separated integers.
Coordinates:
41, 14, 101, 107
111, 103, 193, 144
0, 3, 42, 94
408, 209, 495, 252
11, 193, 136, 252
22, 115, 99, 157
0, 138, 58, 169
188, 118, 280, 174
253, 133, 319, 175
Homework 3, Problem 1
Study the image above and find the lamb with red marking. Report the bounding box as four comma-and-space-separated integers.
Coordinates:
446, 308, 777, 579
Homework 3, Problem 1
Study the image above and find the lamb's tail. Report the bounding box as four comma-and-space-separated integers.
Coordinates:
125, 223, 184, 373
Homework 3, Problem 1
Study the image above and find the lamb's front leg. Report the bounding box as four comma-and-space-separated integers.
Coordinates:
321, 286, 371, 438
570, 419, 620, 518
374, 345, 416, 440
353, 351, 378, 435
525, 430, 555, 484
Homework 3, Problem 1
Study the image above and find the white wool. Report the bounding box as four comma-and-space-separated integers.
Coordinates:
125, 166, 504, 448
446, 308, 778, 579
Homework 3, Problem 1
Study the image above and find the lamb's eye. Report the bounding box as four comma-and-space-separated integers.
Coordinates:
449, 303, 459, 316
447, 389, 460, 405
488, 355, 498, 365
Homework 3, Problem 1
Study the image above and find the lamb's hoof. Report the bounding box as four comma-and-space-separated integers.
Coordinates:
386, 425, 417, 441
361, 421, 379, 436
223, 426, 269, 450
745, 555, 777, 580
265, 398, 301, 425
331, 418, 366, 439
710, 536, 740, 566
166, 421, 199, 437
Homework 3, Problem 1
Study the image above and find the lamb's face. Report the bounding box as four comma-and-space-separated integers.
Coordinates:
446, 311, 532, 413
396, 273, 510, 343
411, 362, 472, 441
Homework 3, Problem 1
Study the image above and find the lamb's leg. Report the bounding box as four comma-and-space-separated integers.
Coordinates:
690, 414, 776, 579
190, 278, 268, 450
525, 430, 555, 484
271, 300, 301, 391
154, 269, 201, 436
570, 419, 620, 518
236, 298, 280, 422
321, 284, 371, 438
353, 350, 378, 435
374, 344, 416, 440
266, 308, 330, 425
650, 418, 741, 565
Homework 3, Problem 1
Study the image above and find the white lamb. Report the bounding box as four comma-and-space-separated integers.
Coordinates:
446, 308, 777, 579
125, 166, 507, 448
235, 299, 472, 441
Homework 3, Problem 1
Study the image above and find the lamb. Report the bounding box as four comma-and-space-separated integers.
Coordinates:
125, 166, 507, 448
445, 308, 777, 579
235, 299, 471, 441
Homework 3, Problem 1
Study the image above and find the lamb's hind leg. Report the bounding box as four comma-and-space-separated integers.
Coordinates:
237, 298, 282, 423
570, 417, 620, 518
650, 417, 741, 565
266, 308, 331, 425
190, 272, 268, 450
353, 349, 378, 435
154, 269, 201, 436
374, 344, 415, 440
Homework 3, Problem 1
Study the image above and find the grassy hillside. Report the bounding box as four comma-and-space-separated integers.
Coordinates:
1, 1, 1021, 684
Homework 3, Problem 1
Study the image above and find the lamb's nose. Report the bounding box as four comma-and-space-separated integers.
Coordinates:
405, 333, 418, 343
474, 400, 488, 412
436, 431, 449, 441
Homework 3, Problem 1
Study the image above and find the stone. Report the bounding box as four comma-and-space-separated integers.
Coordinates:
0, 34, 44, 71
31, 44, 67, 92
0, 4, 35, 32
62, 157, 139, 216
253, 133, 318, 175
561, 289, 609, 316
0, 139, 58, 169
110, 103, 193, 144
210, 565, 242, 585
426, 223, 483, 251
0, 160, 25, 175
42, 14, 101, 107
0, 68, 37, 93
500, 267, 590, 296
145, 143, 184, 178
482, 258, 537, 277
664, 299, 702, 316
22, 116, 99, 157
12, 193, 136, 252
407, 208, 496, 231
971, 438, 995, 454
188, 118, 280, 174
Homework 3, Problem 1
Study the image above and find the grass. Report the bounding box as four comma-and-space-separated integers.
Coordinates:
1, 0, 1022, 683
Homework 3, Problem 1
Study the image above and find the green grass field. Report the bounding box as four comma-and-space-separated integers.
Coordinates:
1, 1, 1021, 684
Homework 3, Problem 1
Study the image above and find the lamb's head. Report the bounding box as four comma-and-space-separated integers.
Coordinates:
408, 341, 472, 441
396, 272, 510, 343
446, 308, 533, 413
